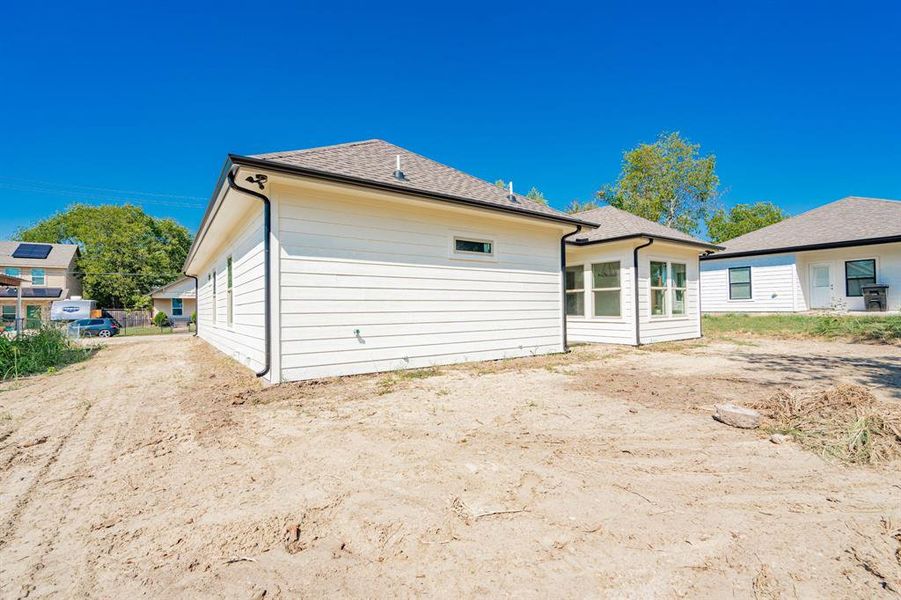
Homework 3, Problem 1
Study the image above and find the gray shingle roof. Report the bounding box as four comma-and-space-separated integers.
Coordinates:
711, 196, 901, 257
567, 205, 717, 248
247, 140, 592, 226
0, 241, 79, 269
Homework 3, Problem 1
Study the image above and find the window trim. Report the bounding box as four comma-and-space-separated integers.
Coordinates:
649, 260, 668, 318
670, 262, 687, 316
449, 234, 497, 262
728, 266, 752, 301
5, 267, 21, 278
844, 258, 876, 297
649, 259, 690, 319
171, 297, 184, 317
210, 271, 217, 323
591, 261, 622, 319
30, 268, 46, 286
565, 264, 585, 317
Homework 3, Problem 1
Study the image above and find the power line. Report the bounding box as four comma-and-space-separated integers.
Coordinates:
0, 175, 205, 200
0, 180, 206, 209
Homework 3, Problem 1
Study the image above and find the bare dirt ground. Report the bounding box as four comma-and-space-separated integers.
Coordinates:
1, 335, 899, 598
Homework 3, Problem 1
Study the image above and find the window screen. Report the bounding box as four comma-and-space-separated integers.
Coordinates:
845, 260, 875, 296
729, 267, 751, 300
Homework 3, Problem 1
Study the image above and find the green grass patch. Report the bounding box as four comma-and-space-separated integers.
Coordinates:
703, 313, 901, 342
120, 326, 193, 337
0, 328, 95, 380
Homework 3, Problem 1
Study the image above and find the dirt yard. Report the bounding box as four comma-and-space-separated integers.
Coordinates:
1, 335, 899, 598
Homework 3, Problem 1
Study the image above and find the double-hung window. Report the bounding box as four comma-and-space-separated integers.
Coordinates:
728, 267, 751, 300
565, 265, 584, 316
650, 261, 688, 317
31, 268, 45, 286
845, 259, 875, 297
1, 305, 15, 326
592, 262, 621, 317
171, 298, 183, 317
226, 257, 234, 326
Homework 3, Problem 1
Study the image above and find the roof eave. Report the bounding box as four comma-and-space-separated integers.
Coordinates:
567, 232, 722, 251
701, 235, 901, 260
228, 154, 599, 229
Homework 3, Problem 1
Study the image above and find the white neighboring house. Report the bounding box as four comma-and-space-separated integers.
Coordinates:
183, 140, 596, 383
700, 197, 901, 313
564, 206, 720, 345
149, 277, 197, 323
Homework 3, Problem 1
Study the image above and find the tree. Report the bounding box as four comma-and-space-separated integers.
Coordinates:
565, 199, 601, 214
17, 204, 192, 308
525, 187, 548, 205
706, 201, 787, 243
597, 132, 719, 235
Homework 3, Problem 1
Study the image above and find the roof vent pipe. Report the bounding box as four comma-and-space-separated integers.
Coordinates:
394, 155, 405, 180
508, 181, 515, 201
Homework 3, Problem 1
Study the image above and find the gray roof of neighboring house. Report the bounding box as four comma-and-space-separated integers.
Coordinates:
707, 196, 901, 259
567, 205, 719, 249
240, 139, 595, 227
0, 241, 79, 269
149, 276, 196, 297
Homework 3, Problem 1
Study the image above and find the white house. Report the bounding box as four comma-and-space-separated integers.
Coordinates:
564, 206, 720, 345
183, 140, 597, 383
149, 277, 197, 323
700, 197, 901, 313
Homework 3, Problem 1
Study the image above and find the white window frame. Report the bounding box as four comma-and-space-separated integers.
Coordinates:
670, 262, 687, 316
565, 264, 585, 317
210, 271, 217, 323
5, 267, 21, 278
30, 268, 45, 286
449, 234, 497, 262
226, 256, 234, 327
649, 259, 689, 319
591, 261, 623, 319
171, 297, 183, 317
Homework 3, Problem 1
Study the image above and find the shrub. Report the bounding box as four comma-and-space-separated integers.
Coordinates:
153, 311, 170, 328
0, 327, 93, 380
190, 311, 197, 324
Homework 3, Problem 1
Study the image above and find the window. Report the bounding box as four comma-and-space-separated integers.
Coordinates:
210, 271, 217, 322
592, 262, 621, 317
650, 261, 667, 316
226, 256, 233, 326
5, 267, 21, 278
171, 298, 183, 317
845, 259, 876, 297
30, 268, 45, 286
454, 237, 493, 256
671, 263, 687, 315
565, 265, 584, 316
728, 267, 752, 300
1, 305, 15, 326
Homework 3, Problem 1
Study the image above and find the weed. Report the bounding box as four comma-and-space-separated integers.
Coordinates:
0, 328, 95, 380
703, 313, 901, 343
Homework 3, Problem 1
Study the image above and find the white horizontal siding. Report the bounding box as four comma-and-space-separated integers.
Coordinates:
565, 242, 636, 345
638, 247, 702, 343
274, 181, 565, 381
196, 212, 267, 373
796, 242, 901, 311
700, 253, 800, 313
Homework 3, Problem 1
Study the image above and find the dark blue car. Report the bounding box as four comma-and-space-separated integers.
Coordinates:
68, 318, 121, 338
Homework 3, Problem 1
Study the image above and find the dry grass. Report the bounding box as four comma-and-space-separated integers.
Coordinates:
750, 384, 901, 465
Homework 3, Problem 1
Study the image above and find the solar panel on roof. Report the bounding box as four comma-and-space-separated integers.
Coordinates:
12, 243, 53, 259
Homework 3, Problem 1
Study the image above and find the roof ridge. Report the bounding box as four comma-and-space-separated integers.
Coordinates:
252, 139, 384, 159
839, 195, 901, 204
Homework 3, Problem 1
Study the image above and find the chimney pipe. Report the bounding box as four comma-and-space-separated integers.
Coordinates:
394, 155, 405, 180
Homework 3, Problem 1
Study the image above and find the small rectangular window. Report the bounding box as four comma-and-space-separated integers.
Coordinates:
729, 267, 751, 300
171, 298, 183, 317
650, 261, 667, 316
565, 265, 584, 316
5, 267, 21, 278
454, 238, 493, 255
671, 263, 687, 315
1, 305, 15, 325
592, 262, 621, 317
31, 268, 45, 286
226, 257, 234, 326
845, 259, 875, 297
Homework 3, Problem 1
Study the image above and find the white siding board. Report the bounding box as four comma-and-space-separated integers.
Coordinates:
700, 253, 800, 313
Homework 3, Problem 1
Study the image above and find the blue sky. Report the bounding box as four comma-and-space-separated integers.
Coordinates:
1, 1, 899, 239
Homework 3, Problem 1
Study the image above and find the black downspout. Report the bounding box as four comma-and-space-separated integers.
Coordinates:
633, 238, 654, 346
560, 225, 582, 352
183, 273, 198, 336
227, 167, 272, 379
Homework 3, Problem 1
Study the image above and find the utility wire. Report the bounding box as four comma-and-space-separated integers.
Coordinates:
0, 175, 205, 200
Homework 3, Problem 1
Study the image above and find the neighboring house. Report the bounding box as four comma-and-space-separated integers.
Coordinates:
700, 197, 901, 312
149, 277, 197, 323
183, 140, 597, 383
565, 206, 720, 345
0, 241, 82, 328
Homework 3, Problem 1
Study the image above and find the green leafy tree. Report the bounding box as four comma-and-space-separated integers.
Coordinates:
494, 179, 507, 188
706, 201, 787, 243
525, 187, 548, 205
17, 204, 192, 308
598, 132, 719, 234
565, 199, 601, 214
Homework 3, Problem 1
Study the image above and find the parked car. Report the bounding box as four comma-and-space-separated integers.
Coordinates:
68, 318, 121, 338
